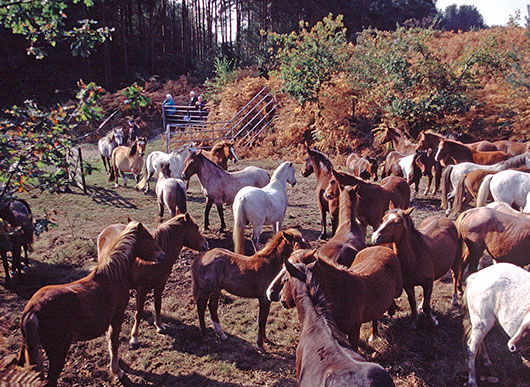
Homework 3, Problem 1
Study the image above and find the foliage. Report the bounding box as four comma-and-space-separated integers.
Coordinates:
122, 82, 152, 109
204, 57, 237, 104
438, 4, 486, 31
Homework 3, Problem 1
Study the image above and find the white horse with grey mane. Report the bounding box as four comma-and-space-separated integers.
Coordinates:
98, 127, 124, 173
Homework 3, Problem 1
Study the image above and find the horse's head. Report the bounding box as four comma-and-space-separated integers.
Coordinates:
114, 127, 124, 146
371, 207, 414, 245
181, 150, 201, 180
160, 163, 172, 179
340, 185, 360, 218
225, 141, 238, 163
130, 221, 165, 264
414, 149, 431, 175
324, 176, 339, 201
278, 161, 296, 186
301, 156, 314, 177
0, 200, 16, 226
180, 212, 209, 252
367, 156, 379, 181
434, 139, 448, 162
137, 136, 147, 157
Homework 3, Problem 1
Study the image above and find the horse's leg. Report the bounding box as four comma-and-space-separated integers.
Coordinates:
347, 323, 362, 351
424, 169, 433, 195
45, 340, 71, 387
121, 171, 127, 187
154, 285, 167, 333
251, 223, 263, 253
107, 313, 126, 380
208, 289, 227, 341
101, 155, 108, 173
433, 162, 442, 194
420, 281, 438, 326
216, 203, 226, 232
257, 297, 273, 349
467, 323, 493, 387
404, 285, 419, 328
158, 199, 164, 223
318, 202, 327, 240
129, 288, 147, 349
368, 320, 378, 343
204, 198, 214, 230
196, 295, 209, 337
1, 251, 10, 286
451, 254, 463, 305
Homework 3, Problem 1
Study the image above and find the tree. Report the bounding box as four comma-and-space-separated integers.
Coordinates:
439, 4, 486, 31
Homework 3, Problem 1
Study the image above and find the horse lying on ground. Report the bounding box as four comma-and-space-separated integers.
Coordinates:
109, 136, 147, 188
463, 263, 530, 387
98, 127, 124, 174
17, 220, 165, 386
280, 258, 395, 387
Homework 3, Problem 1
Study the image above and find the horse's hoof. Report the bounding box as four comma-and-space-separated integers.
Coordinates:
264, 338, 277, 347
157, 324, 167, 333
129, 338, 140, 350
203, 226, 210, 232
143, 190, 149, 195
114, 183, 119, 188
219, 332, 228, 341
368, 334, 377, 343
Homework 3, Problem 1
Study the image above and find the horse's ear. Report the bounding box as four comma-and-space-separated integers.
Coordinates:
388, 200, 396, 210
281, 230, 294, 244
127, 216, 133, 223
285, 257, 306, 282
136, 222, 145, 231
185, 212, 191, 221
404, 207, 414, 216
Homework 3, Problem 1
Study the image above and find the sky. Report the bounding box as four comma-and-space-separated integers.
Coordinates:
436, 0, 529, 26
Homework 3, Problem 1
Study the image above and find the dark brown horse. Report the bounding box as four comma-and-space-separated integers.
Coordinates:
0, 198, 33, 266
456, 206, 530, 274
17, 220, 165, 386
379, 127, 416, 154
318, 185, 365, 268
372, 207, 462, 327
203, 140, 238, 170
326, 169, 410, 234
269, 247, 402, 350
279, 258, 395, 387
301, 147, 336, 239
0, 218, 22, 285
191, 229, 310, 349
346, 153, 378, 181
96, 213, 208, 348
435, 138, 510, 165
415, 131, 448, 194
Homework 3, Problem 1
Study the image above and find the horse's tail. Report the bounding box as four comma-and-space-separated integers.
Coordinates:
461, 273, 480, 356
475, 174, 493, 208
451, 172, 468, 217
233, 196, 247, 255
17, 311, 43, 371
108, 152, 116, 183
441, 164, 453, 211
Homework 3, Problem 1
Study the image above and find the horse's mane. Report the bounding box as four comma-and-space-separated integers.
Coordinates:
128, 140, 138, 157
500, 153, 527, 169
337, 186, 356, 226
257, 228, 301, 257
309, 149, 333, 172
96, 221, 140, 281
152, 214, 188, 251
210, 141, 229, 154
172, 142, 195, 157
199, 151, 224, 171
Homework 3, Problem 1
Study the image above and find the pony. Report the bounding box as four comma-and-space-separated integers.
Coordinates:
135, 142, 197, 193
455, 205, 530, 274
415, 131, 449, 194
279, 258, 395, 387
268, 247, 402, 350
463, 263, 530, 387
203, 140, 238, 171
326, 169, 410, 234
493, 139, 529, 156
96, 213, 208, 348
476, 169, 530, 209
379, 127, 416, 155
16, 220, 165, 386
181, 150, 270, 231
233, 161, 296, 254
0, 218, 23, 285
382, 151, 407, 178
372, 207, 462, 326
98, 127, 124, 173
155, 163, 187, 222
435, 138, 510, 165
346, 153, 378, 181
191, 229, 310, 349
301, 147, 336, 239
0, 198, 33, 267
414, 149, 435, 194
109, 136, 147, 188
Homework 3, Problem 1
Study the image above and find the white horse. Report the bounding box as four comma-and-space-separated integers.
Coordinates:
233, 161, 297, 254
464, 263, 530, 387
98, 127, 124, 173
476, 169, 530, 209
440, 153, 530, 214
136, 143, 197, 193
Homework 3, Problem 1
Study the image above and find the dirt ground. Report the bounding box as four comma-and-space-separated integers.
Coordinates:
0, 139, 529, 386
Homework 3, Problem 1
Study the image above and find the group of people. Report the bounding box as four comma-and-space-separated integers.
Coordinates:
163, 90, 207, 120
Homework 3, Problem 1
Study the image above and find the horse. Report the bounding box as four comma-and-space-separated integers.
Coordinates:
326, 169, 410, 234
191, 229, 310, 349
135, 142, 197, 193
268, 247, 402, 350
98, 127, 124, 173
203, 140, 238, 171
182, 150, 270, 231
0, 218, 23, 285
346, 153, 378, 181
301, 147, 336, 239
109, 136, 147, 188
493, 139, 529, 156
382, 151, 407, 178
463, 263, 530, 387
455, 205, 530, 274
414, 149, 435, 194
415, 131, 449, 194
379, 127, 416, 154
319, 184, 365, 268
279, 258, 395, 387
155, 163, 187, 222
16, 220, 165, 386
383, 151, 423, 193
0, 198, 33, 267
435, 138, 510, 165
476, 169, 530, 209
233, 161, 296, 254
96, 213, 208, 348
372, 207, 462, 327
450, 169, 496, 216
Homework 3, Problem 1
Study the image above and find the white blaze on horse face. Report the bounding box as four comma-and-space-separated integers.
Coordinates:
266, 261, 292, 302
230, 146, 238, 162
434, 143, 443, 162
372, 213, 398, 244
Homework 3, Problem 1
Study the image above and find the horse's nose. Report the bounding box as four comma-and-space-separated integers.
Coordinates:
140, 152, 145, 157
155, 251, 166, 263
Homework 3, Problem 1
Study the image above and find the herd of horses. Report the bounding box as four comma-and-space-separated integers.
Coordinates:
2, 126, 530, 386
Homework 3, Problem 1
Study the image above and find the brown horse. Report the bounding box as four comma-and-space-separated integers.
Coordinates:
191, 229, 309, 349
451, 169, 496, 216
346, 153, 378, 181
96, 213, 208, 348
318, 185, 365, 268
17, 220, 165, 386
269, 247, 402, 350
372, 207, 462, 326
379, 127, 416, 154
301, 147, 336, 239
109, 136, 147, 188
0, 219, 23, 285
382, 151, 407, 178
326, 169, 410, 234
203, 140, 238, 170
456, 206, 530, 274
435, 138, 510, 165
415, 131, 449, 194
279, 258, 396, 387
493, 140, 529, 156
0, 198, 33, 266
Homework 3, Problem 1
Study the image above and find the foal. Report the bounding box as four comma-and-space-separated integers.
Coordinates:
155, 163, 187, 221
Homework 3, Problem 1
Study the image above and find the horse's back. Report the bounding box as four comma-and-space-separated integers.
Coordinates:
97, 224, 126, 261
234, 166, 270, 187
323, 366, 395, 387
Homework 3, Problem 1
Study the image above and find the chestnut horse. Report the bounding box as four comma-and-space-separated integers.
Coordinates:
109, 136, 147, 188
96, 213, 208, 348
268, 247, 402, 350
379, 127, 416, 154
493, 139, 529, 156
435, 138, 510, 165
455, 206, 530, 274
17, 220, 165, 386
326, 169, 410, 234
415, 131, 448, 194
301, 147, 336, 239
346, 153, 378, 181
191, 229, 310, 349
372, 207, 462, 326
279, 258, 395, 387
182, 151, 269, 231
203, 140, 238, 170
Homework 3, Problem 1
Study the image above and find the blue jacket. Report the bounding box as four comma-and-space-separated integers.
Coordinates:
163, 98, 177, 115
